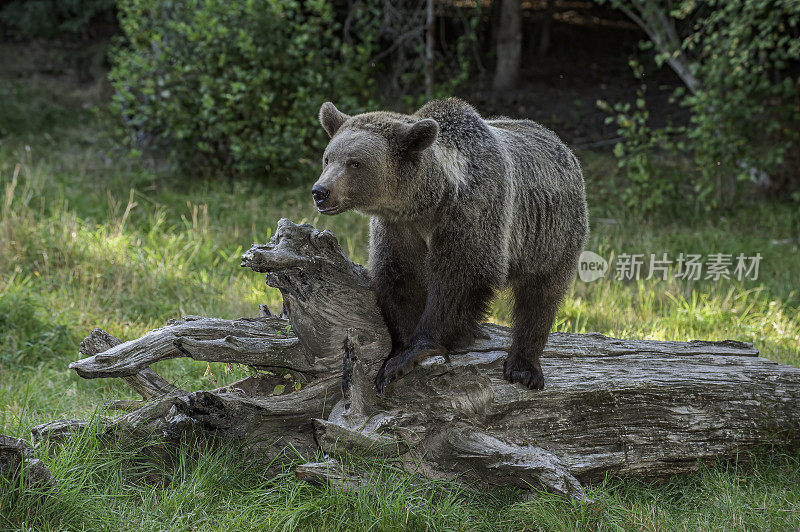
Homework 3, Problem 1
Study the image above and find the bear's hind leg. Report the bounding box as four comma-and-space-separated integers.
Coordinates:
504, 274, 567, 390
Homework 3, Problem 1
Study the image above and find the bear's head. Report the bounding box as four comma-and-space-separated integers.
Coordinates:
311, 102, 439, 217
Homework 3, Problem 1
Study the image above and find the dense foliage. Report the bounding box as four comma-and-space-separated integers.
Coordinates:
599, 0, 800, 210
110, 0, 378, 179
680, 0, 800, 204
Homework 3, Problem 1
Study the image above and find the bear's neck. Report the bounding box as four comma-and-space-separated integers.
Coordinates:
364, 149, 459, 223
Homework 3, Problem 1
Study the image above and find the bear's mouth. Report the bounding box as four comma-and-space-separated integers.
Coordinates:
318, 204, 342, 215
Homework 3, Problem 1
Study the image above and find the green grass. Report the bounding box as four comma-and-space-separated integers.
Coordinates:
3, 432, 799, 531
1, 76, 799, 530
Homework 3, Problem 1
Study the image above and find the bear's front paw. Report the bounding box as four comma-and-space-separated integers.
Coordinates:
375, 353, 414, 395
503, 355, 545, 390
375, 341, 445, 395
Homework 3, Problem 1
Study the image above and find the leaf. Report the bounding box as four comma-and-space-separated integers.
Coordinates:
204, 363, 217, 384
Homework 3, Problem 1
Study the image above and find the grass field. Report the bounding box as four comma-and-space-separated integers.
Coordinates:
1, 77, 799, 530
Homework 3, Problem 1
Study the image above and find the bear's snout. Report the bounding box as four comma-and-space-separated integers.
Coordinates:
311, 185, 330, 206
311, 182, 342, 214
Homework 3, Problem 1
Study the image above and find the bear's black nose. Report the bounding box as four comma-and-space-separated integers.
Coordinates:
312, 185, 330, 205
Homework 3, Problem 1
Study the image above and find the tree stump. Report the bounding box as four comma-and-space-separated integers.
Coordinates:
27, 218, 800, 500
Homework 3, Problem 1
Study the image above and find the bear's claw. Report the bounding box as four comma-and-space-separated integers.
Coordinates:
375, 355, 412, 395
375, 342, 445, 395
503, 355, 545, 390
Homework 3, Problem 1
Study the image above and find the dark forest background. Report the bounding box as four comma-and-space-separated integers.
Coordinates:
2, 0, 798, 211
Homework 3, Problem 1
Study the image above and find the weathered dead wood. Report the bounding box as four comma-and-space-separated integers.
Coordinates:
71, 316, 312, 379
33, 377, 341, 464
48, 218, 800, 501
295, 458, 369, 492
0, 435, 56, 488
324, 329, 800, 498
80, 328, 187, 399
444, 427, 589, 502
241, 218, 391, 376
31, 419, 95, 449
241, 220, 799, 499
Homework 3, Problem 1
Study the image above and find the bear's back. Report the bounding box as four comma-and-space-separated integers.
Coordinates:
415, 98, 496, 152
486, 119, 587, 278
488, 119, 581, 188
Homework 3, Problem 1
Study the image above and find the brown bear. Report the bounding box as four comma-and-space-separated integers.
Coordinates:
312, 98, 588, 394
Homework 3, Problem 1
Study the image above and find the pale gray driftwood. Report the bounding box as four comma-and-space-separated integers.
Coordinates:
80, 328, 187, 400
49, 218, 800, 501
71, 316, 313, 379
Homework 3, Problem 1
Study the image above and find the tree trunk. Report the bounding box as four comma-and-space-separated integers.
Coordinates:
424, 0, 435, 99
537, 0, 552, 57
617, 4, 700, 93
21, 218, 800, 500
493, 0, 522, 92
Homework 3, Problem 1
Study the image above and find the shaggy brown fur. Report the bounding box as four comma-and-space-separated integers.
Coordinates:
313, 98, 588, 393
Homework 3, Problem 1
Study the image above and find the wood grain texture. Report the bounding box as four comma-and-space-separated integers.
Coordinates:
71, 317, 311, 378
80, 328, 187, 398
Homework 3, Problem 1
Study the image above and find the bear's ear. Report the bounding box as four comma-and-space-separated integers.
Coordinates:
319, 102, 349, 138
398, 118, 439, 153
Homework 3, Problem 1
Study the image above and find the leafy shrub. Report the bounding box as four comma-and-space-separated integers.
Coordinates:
679, 0, 800, 204
597, 62, 675, 214
110, 0, 379, 180
598, 0, 800, 208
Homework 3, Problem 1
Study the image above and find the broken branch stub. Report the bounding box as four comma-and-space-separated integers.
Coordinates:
79, 328, 187, 399
70, 316, 316, 379
241, 218, 391, 375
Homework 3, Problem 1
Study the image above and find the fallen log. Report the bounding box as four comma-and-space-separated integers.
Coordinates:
36, 218, 800, 500
0, 435, 56, 489
295, 458, 369, 493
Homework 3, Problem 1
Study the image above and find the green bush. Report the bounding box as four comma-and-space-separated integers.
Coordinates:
597, 62, 676, 214
598, 0, 800, 208
679, 0, 800, 204
110, 0, 378, 179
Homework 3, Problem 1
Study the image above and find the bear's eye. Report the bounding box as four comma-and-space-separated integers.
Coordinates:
323, 156, 329, 166
349, 161, 360, 169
